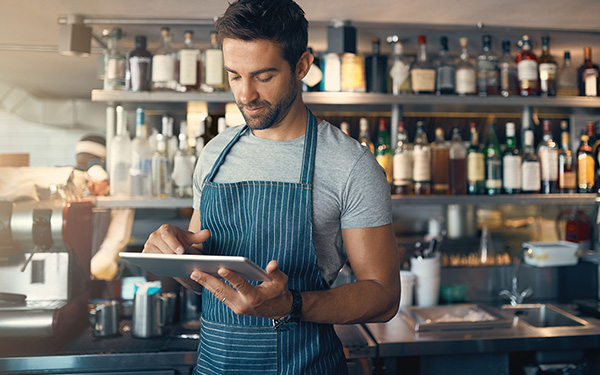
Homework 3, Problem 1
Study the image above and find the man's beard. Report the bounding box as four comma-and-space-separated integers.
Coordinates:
237, 80, 298, 131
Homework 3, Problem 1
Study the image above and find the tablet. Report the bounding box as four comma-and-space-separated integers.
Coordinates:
119, 252, 271, 282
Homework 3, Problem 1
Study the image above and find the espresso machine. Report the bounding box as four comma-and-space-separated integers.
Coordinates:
0, 199, 93, 338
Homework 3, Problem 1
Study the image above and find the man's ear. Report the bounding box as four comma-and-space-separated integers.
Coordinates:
296, 51, 314, 81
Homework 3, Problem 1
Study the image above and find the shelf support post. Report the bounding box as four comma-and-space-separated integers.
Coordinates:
391, 103, 403, 148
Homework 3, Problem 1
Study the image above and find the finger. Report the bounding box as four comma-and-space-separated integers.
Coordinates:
143, 229, 174, 254
179, 229, 211, 253
157, 225, 187, 254
218, 268, 252, 295
265, 260, 287, 283
191, 270, 231, 304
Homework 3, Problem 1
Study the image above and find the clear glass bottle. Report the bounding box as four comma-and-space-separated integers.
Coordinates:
203, 30, 228, 92
127, 35, 152, 92
365, 39, 388, 93
152, 133, 172, 198
358, 118, 374, 153
456, 37, 477, 96
410, 35, 436, 94
539, 35, 557, 97
302, 47, 323, 92
537, 120, 559, 193
476, 35, 499, 96
435, 36, 455, 95
387, 35, 411, 95
516, 35, 539, 96
103, 28, 126, 91
130, 107, 153, 197
413, 121, 432, 195
558, 120, 576, 193
109, 106, 131, 196
162, 115, 178, 164
341, 53, 366, 92
556, 51, 579, 97
577, 47, 600, 97
375, 119, 393, 187
467, 122, 485, 194
502, 122, 522, 194
484, 123, 502, 195
172, 121, 194, 198
521, 129, 541, 194
152, 27, 178, 91
194, 117, 206, 158
449, 127, 467, 195
178, 30, 201, 91
499, 41, 518, 97
393, 121, 412, 195
431, 127, 450, 194
340, 121, 350, 136
323, 52, 342, 92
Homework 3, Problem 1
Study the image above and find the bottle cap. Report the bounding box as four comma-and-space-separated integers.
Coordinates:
378, 118, 387, 130
135, 35, 147, 48
564, 50, 571, 59
418, 35, 427, 44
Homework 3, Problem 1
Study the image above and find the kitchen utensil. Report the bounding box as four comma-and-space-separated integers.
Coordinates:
89, 300, 119, 337
132, 282, 166, 338
410, 252, 441, 307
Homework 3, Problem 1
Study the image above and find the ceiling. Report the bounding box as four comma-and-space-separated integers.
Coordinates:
1, 0, 599, 100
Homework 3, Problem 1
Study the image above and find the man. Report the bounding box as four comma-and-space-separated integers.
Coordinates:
143, 0, 399, 373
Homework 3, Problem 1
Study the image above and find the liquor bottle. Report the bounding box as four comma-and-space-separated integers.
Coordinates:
484, 123, 502, 195
340, 121, 350, 136
103, 28, 126, 91
577, 47, 600, 97
499, 41, 518, 97
502, 122, 522, 194
413, 121, 431, 194
521, 129, 541, 194
558, 120, 576, 193
387, 35, 411, 95
162, 115, 178, 164
323, 52, 342, 92
516, 35, 539, 96
556, 51, 579, 97
393, 121, 412, 195
537, 120, 559, 194
130, 107, 153, 197
341, 53, 366, 92
365, 39, 388, 93
375, 119, 393, 186
152, 133, 172, 198
109, 106, 131, 196
476, 35, 499, 96
152, 27, 178, 91
127, 35, 152, 92
172, 122, 194, 198
435, 36, 456, 95
178, 30, 201, 91
577, 134, 595, 193
203, 30, 228, 92
431, 127, 450, 194
449, 127, 467, 195
194, 117, 206, 158
410, 35, 436, 94
456, 37, 477, 96
586, 121, 596, 148
302, 47, 323, 92
538, 35, 557, 97
358, 118, 374, 153
467, 122, 485, 194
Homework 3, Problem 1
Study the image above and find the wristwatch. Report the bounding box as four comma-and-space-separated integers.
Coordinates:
273, 289, 302, 331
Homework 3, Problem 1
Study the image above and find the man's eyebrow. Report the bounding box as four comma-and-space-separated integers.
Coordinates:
224, 66, 279, 76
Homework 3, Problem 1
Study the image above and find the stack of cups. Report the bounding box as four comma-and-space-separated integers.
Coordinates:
410, 252, 441, 307
399, 271, 416, 312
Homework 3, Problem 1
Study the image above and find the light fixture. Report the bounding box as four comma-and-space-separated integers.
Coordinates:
58, 14, 92, 56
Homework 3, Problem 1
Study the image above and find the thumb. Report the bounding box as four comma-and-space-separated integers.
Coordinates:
187, 229, 211, 245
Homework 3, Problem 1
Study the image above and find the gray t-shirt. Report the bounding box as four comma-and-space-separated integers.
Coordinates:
193, 120, 392, 286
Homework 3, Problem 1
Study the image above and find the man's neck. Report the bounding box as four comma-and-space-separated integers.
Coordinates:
251, 99, 308, 141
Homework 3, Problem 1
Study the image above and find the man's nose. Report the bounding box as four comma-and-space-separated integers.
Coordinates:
238, 80, 259, 105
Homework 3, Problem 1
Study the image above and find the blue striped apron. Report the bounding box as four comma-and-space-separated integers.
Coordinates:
195, 109, 347, 375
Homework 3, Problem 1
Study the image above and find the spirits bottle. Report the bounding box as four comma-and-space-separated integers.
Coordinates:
516, 35, 539, 96
203, 30, 228, 92
194, 117, 206, 158
152, 27, 178, 91
456, 37, 477, 96
393, 121, 412, 195
410, 35, 436, 94
577, 134, 595, 193
556, 51, 579, 97
521, 129, 541, 194
586, 121, 596, 148
130, 107, 153, 197
127, 35, 152, 92
558, 120, 576, 193
502, 122, 522, 194
358, 118, 374, 153
178, 30, 201, 91
476, 35, 499, 96
387, 35, 411, 95
324, 52, 342, 92
484, 123, 502, 195
435, 36, 455, 95
162, 115, 178, 164
109, 106, 131, 196
539, 35, 557, 97
375, 119, 393, 186
449, 127, 467, 195
172, 122, 194, 198
152, 134, 172, 198
577, 47, 600, 97
431, 127, 450, 194
340, 121, 350, 136
537, 120, 559, 194
365, 39, 388, 93
302, 47, 323, 92
103, 28, 126, 91
341, 53, 366, 92
499, 41, 518, 97
467, 122, 485, 194
413, 121, 432, 195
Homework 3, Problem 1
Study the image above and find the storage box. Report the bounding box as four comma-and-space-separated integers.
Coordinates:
522, 241, 580, 267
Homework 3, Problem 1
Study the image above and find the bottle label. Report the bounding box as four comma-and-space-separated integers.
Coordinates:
412, 148, 431, 182
456, 69, 476, 94
205, 49, 225, 86
436, 66, 456, 90
376, 154, 393, 184
324, 54, 342, 92
129, 56, 152, 91
485, 159, 502, 188
539, 63, 557, 79
467, 153, 484, 181
341, 54, 365, 92
179, 49, 200, 85
390, 60, 410, 92
584, 69, 598, 96
521, 161, 541, 191
561, 171, 576, 189
393, 152, 412, 185
503, 155, 522, 189
411, 69, 436, 92
578, 155, 595, 186
518, 59, 538, 81
152, 55, 176, 82
106, 57, 126, 80
539, 149, 559, 180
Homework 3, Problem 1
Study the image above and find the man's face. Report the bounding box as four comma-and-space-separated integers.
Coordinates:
222, 38, 298, 131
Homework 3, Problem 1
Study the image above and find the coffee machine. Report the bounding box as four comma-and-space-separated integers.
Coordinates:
0, 199, 93, 338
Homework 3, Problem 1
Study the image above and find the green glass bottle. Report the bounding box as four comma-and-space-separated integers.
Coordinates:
467, 122, 485, 194
484, 123, 503, 195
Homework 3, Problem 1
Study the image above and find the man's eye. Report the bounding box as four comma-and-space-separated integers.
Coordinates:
258, 76, 273, 83
229, 75, 240, 81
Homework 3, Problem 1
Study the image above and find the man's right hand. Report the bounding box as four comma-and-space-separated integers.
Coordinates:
142, 225, 211, 255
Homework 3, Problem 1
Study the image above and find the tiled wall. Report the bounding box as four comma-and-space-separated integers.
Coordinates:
0, 109, 94, 167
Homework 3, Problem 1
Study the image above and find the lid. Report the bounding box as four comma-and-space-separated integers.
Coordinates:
418, 35, 427, 44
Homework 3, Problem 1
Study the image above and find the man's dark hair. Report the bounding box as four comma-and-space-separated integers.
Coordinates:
215, 0, 308, 71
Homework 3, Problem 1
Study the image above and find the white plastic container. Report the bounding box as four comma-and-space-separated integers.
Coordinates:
399, 271, 416, 312
522, 241, 579, 267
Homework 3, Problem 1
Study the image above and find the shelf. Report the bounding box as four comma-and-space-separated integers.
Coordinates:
392, 193, 598, 206
94, 196, 193, 209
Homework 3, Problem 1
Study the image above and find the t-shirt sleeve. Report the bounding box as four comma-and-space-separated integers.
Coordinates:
340, 148, 393, 229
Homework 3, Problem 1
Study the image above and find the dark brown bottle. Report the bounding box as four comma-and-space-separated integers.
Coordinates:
578, 47, 600, 97
431, 127, 450, 194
